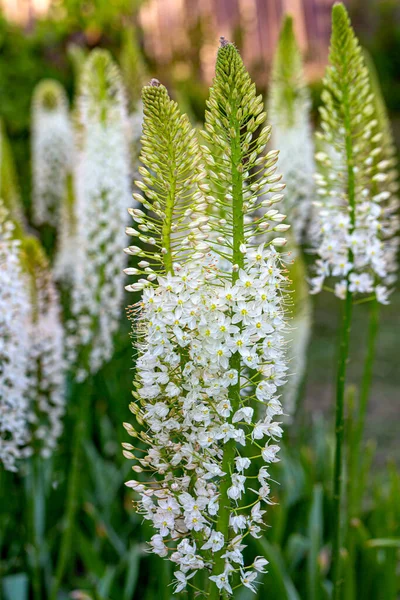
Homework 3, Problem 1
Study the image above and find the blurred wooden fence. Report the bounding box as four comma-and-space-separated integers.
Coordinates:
139, 0, 347, 81
1, 0, 348, 81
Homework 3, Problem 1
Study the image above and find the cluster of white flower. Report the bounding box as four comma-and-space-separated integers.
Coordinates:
125, 243, 288, 593
0, 207, 31, 471
66, 50, 132, 380
311, 168, 399, 304
31, 80, 73, 227
124, 40, 291, 596
0, 205, 66, 469
267, 16, 315, 244
25, 247, 65, 458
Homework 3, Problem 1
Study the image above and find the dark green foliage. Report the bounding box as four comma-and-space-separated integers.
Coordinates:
0, 16, 73, 216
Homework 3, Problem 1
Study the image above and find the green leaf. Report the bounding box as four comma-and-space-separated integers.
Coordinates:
286, 533, 309, 572
366, 538, 400, 548
76, 531, 106, 579
340, 549, 356, 600
98, 566, 117, 597
255, 537, 300, 600
3, 573, 29, 600
307, 484, 324, 600
123, 544, 141, 600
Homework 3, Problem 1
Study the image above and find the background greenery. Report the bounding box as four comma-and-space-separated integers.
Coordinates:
0, 0, 399, 598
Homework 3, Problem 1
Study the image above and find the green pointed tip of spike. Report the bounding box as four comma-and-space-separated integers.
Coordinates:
280, 14, 294, 40
141, 80, 169, 108
80, 48, 123, 124
276, 13, 300, 69
216, 38, 244, 82
33, 79, 67, 111
271, 13, 304, 127
20, 236, 48, 273
217, 36, 239, 59
332, 2, 350, 26
82, 49, 118, 98
85, 49, 112, 103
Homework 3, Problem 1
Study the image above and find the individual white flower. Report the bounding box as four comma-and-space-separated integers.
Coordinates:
253, 556, 269, 573
31, 80, 73, 226
149, 534, 168, 557
173, 570, 195, 593
375, 284, 390, 305
201, 531, 225, 552
240, 569, 258, 592
235, 456, 251, 472
209, 572, 233, 595
227, 473, 246, 501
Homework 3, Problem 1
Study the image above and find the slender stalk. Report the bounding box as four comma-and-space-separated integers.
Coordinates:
332, 289, 353, 598
162, 160, 175, 275
209, 95, 243, 600
50, 379, 91, 600
348, 299, 379, 523
28, 455, 43, 600
331, 28, 356, 596
357, 300, 379, 456
187, 585, 195, 600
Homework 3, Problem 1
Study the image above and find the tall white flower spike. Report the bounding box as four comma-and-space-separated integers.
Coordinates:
31, 80, 73, 227
22, 237, 65, 459
123, 39, 291, 598
67, 49, 132, 380
268, 16, 315, 244
310, 6, 399, 304
0, 206, 31, 471
267, 17, 313, 416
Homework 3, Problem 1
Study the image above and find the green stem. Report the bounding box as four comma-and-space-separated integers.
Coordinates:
332, 289, 353, 599
332, 47, 356, 598
162, 145, 176, 275
50, 379, 92, 600
209, 104, 243, 600
28, 456, 43, 600
348, 299, 379, 524
187, 585, 195, 600
356, 300, 379, 458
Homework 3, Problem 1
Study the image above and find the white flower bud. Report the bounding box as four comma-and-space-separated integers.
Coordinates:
271, 237, 287, 246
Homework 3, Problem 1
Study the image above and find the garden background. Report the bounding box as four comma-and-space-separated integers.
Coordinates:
0, 0, 400, 598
